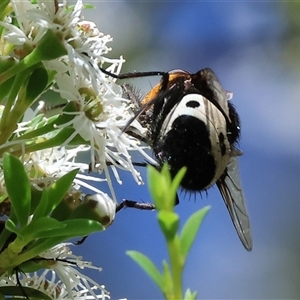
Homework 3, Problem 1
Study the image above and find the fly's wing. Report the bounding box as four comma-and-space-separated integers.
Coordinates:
216, 156, 252, 251
196, 68, 232, 124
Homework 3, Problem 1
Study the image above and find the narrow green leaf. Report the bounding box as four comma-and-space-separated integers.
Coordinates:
29, 186, 43, 215
46, 168, 78, 213
0, 286, 51, 300
24, 219, 104, 253
3, 153, 31, 227
157, 211, 179, 241
147, 164, 186, 211
29, 219, 104, 247
26, 113, 44, 128
31, 189, 49, 222
184, 288, 197, 300
0, 0, 10, 18
21, 217, 65, 239
34, 29, 67, 61
127, 251, 164, 291
160, 163, 172, 184
60, 218, 104, 236
162, 260, 173, 297
147, 165, 165, 210
50, 195, 76, 221
0, 212, 18, 250
179, 206, 210, 259
0, 56, 16, 102
25, 67, 48, 104
0, 195, 7, 204
0, 226, 16, 251
5, 219, 21, 236
170, 166, 186, 197
14, 102, 77, 140
33, 169, 78, 218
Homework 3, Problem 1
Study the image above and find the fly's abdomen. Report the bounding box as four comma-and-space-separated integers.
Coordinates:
154, 93, 231, 191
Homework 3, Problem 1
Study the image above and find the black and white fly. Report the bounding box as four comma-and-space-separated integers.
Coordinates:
102, 67, 252, 251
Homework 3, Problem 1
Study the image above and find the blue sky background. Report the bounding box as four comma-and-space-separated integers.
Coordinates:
76, 2, 300, 299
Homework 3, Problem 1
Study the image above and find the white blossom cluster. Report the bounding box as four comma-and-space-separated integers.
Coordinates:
0, 0, 152, 298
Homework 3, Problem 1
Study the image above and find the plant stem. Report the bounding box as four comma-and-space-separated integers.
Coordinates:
0, 64, 40, 145
167, 236, 183, 299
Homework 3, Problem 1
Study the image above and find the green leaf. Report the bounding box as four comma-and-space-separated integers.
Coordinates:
21, 217, 66, 239
127, 251, 164, 292
157, 211, 179, 241
170, 166, 186, 198
14, 102, 77, 140
0, 211, 18, 250
33, 169, 78, 220
147, 165, 165, 210
179, 206, 210, 259
0, 226, 16, 251
34, 29, 67, 61
0, 286, 51, 300
0, 194, 7, 204
160, 163, 172, 183
162, 260, 173, 297
31, 189, 49, 222
50, 195, 77, 221
60, 218, 104, 236
0, 57, 16, 73
24, 219, 104, 253
26, 113, 44, 128
0, 56, 17, 102
0, 0, 10, 18
5, 219, 21, 236
29, 186, 43, 215
184, 288, 197, 300
25, 67, 48, 104
46, 169, 78, 211
3, 153, 31, 227
147, 164, 186, 211
83, 4, 94, 9
19, 127, 84, 154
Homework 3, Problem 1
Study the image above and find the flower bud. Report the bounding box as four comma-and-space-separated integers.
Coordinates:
69, 193, 116, 227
